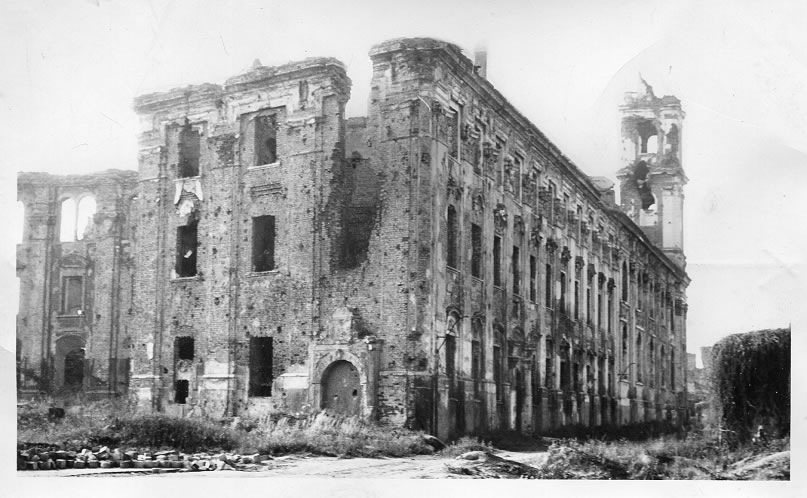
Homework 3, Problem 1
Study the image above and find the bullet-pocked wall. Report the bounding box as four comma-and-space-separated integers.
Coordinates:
17, 170, 138, 398
17, 38, 689, 440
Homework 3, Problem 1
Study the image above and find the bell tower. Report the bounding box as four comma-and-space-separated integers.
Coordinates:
617, 77, 687, 268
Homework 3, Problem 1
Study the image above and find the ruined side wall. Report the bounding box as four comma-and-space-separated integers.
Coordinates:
17, 171, 137, 397
368, 38, 690, 438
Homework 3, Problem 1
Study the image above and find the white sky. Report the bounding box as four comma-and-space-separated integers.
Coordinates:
1, 0, 804, 365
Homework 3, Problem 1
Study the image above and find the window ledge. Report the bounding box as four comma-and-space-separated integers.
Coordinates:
247, 161, 281, 171
175, 175, 201, 182
171, 275, 202, 283
470, 275, 484, 283
248, 270, 280, 277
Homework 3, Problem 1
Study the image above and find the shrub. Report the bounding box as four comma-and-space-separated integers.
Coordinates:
709, 328, 790, 443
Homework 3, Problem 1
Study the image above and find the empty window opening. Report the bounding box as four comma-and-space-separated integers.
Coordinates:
175, 336, 194, 361
493, 345, 503, 401
544, 345, 553, 388
586, 286, 592, 324
64, 348, 84, 389
574, 280, 580, 319
493, 236, 502, 287
62, 276, 83, 315
446, 206, 458, 269
636, 333, 643, 383
573, 362, 580, 391
670, 349, 675, 387
621, 262, 629, 302
471, 224, 482, 278
255, 115, 277, 165
176, 221, 198, 277
76, 196, 96, 241
545, 263, 552, 307
178, 120, 201, 178
637, 120, 658, 154
622, 324, 629, 366
60, 199, 77, 242
445, 334, 456, 381
174, 379, 189, 404
471, 339, 482, 395
559, 271, 567, 313
512, 246, 520, 295
249, 337, 273, 397
560, 359, 570, 390
252, 215, 276, 272
529, 255, 537, 303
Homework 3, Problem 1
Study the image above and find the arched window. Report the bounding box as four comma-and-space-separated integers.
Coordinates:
60, 198, 77, 242
661, 345, 666, 387
471, 318, 483, 395
76, 196, 97, 241
60, 196, 97, 242
649, 338, 655, 387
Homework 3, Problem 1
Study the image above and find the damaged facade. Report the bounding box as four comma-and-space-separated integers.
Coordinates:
17, 38, 689, 440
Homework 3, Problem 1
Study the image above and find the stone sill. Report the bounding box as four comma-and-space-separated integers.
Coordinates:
247, 270, 280, 278
247, 161, 281, 171
171, 275, 203, 283
174, 175, 201, 182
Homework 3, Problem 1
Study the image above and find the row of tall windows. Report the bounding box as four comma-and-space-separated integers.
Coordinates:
174, 215, 276, 278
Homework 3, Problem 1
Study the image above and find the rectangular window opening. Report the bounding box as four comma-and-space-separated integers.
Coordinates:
249, 337, 273, 397
447, 206, 458, 269
512, 246, 520, 295
493, 236, 502, 287
545, 263, 552, 307
174, 379, 189, 404
529, 255, 537, 303
178, 123, 200, 178
62, 276, 83, 315
255, 115, 277, 165
176, 221, 199, 277
252, 215, 276, 272
175, 336, 194, 361
471, 223, 482, 278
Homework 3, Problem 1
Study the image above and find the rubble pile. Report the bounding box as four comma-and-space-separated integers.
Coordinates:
17, 444, 273, 472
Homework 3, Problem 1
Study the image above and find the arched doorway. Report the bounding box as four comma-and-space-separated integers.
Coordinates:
55, 335, 85, 391
64, 348, 85, 390
321, 360, 362, 415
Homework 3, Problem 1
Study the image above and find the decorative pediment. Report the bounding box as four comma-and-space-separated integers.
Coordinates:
60, 252, 89, 269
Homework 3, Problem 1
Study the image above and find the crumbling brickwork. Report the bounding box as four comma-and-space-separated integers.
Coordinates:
17, 170, 137, 397
17, 38, 689, 440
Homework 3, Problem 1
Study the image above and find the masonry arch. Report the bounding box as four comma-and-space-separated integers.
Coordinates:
313, 349, 369, 418
54, 334, 85, 392
321, 360, 362, 415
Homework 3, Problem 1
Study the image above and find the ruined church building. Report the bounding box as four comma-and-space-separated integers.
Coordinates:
17, 38, 689, 440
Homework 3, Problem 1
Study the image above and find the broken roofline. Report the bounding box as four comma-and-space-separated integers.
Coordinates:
18, 169, 138, 188
133, 57, 349, 114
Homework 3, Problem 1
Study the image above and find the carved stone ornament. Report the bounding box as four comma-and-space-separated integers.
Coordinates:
561, 246, 572, 266
607, 278, 616, 291
587, 263, 596, 282
546, 237, 558, 253
513, 214, 524, 236
493, 203, 508, 234
530, 225, 543, 247
472, 190, 485, 213
598, 272, 607, 287
574, 256, 585, 276
447, 175, 463, 201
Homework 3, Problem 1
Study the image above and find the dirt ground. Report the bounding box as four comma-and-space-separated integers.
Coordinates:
19, 449, 549, 479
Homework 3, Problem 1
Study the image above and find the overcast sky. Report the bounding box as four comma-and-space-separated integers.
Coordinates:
2, 0, 804, 364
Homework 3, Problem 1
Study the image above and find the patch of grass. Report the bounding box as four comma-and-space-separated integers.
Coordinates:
438, 436, 494, 458
18, 399, 431, 458
243, 412, 432, 457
